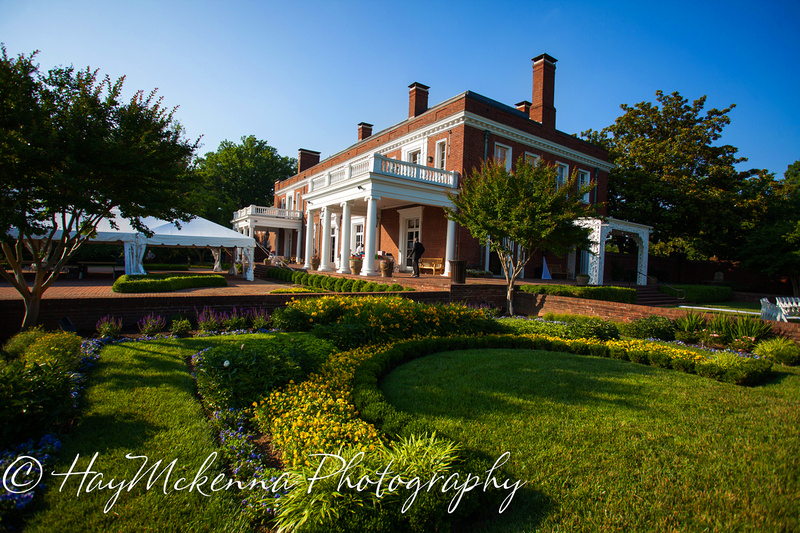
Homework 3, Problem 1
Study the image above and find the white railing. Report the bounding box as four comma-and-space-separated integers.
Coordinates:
233, 205, 303, 220
306, 153, 458, 192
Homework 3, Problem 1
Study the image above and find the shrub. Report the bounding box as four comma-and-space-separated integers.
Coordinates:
22, 331, 83, 371
341, 279, 354, 292
2, 326, 46, 360
660, 284, 733, 304
351, 279, 365, 292
566, 317, 620, 341
137, 313, 166, 336
170, 317, 192, 336
193, 335, 335, 410
362, 282, 377, 292
519, 284, 637, 304
112, 273, 227, 293
621, 315, 675, 341
96, 315, 123, 338
754, 337, 800, 366
334, 278, 346, 292
498, 317, 570, 338
0, 352, 76, 447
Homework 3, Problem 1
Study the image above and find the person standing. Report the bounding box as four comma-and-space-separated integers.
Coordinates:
410, 237, 425, 277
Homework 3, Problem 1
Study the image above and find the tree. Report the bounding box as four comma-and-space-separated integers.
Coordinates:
446, 158, 596, 315
741, 160, 800, 296
192, 135, 297, 227
0, 47, 199, 329
582, 90, 773, 259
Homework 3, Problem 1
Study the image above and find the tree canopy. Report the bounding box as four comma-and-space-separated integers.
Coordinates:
741, 159, 800, 296
582, 90, 773, 259
446, 158, 595, 315
192, 135, 297, 226
0, 46, 199, 329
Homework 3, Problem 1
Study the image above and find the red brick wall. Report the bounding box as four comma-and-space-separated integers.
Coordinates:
514, 292, 800, 343
0, 291, 450, 341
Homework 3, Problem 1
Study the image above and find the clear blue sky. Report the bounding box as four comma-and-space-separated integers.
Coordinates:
3, 0, 799, 177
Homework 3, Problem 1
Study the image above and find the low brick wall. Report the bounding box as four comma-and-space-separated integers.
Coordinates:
0, 291, 449, 340
515, 292, 800, 343
4, 285, 798, 345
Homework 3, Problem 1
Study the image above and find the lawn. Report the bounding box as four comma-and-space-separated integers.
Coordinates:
381, 348, 800, 532
21, 335, 273, 533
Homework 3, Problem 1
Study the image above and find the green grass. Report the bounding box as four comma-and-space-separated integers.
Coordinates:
22, 335, 280, 533
381, 349, 800, 532
679, 301, 761, 313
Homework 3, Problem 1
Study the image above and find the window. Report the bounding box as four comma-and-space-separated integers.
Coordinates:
435, 139, 447, 170
353, 222, 364, 254
408, 149, 422, 165
494, 143, 512, 171
524, 152, 540, 166
556, 163, 569, 189
577, 170, 591, 203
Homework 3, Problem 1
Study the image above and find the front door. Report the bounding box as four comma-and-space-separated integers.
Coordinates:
405, 218, 420, 269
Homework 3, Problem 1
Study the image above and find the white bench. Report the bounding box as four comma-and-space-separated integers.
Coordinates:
776, 297, 800, 319
761, 298, 788, 322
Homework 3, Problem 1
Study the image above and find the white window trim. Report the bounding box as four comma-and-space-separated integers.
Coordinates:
402, 139, 427, 165
577, 169, 591, 203
397, 206, 424, 272
351, 216, 366, 254
556, 162, 569, 189
494, 142, 512, 171
435, 139, 447, 170
524, 152, 540, 166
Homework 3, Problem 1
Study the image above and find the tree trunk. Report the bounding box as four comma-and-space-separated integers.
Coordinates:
792, 275, 799, 297
21, 292, 41, 330
506, 279, 516, 316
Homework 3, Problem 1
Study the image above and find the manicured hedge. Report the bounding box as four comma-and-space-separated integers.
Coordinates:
518, 283, 637, 303
659, 284, 734, 303
112, 273, 227, 293
264, 267, 413, 293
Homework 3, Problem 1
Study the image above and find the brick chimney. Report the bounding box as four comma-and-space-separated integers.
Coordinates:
530, 53, 557, 130
297, 148, 321, 173
357, 122, 373, 141
515, 100, 532, 114
408, 82, 429, 118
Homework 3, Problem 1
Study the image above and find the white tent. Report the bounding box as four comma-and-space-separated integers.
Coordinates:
90, 210, 257, 280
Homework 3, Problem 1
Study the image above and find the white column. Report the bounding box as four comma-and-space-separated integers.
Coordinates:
319, 207, 333, 271
295, 228, 303, 262
274, 229, 281, 257
484, 237, 491, 271
443, 218, 456, 276
338, 201, 352, 273
361, 196, 380, 276
303, 208, 315, 269
636, 232, 650, 285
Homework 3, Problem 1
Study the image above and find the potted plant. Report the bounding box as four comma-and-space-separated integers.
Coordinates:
576, 273, 590, 285
349, 254, 362, 275
310, 256, 320, 270
379, 254, 394, 277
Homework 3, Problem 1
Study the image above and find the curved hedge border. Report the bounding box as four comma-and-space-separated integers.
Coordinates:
264, 267, 414, 293
112, 273, 227, 293
518, 283, 637, 304
352, 334, 774, 440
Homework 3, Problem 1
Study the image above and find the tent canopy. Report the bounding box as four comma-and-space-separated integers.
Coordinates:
92, 210, 255, 248
90, 210, 256, 279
